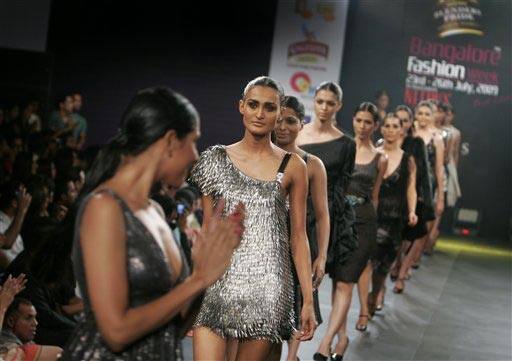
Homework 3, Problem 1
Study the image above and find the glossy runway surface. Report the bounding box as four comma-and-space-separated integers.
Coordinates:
183, 237, 512, 360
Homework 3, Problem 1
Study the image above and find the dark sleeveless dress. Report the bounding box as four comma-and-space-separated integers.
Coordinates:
300, 136, 358, 283
61, 189, 190, 361
291, 152, 322, 327
374, 153, 410, 275
401, 135, 435, 241
341, 154, 380, 282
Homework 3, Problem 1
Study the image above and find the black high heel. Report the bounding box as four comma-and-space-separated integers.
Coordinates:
312, 352, 329, 361
331, 336, 349, 361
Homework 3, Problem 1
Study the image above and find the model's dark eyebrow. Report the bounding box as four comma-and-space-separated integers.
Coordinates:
246, 98, 277, 107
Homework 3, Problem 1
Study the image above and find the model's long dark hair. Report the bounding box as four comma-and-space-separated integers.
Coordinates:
353, 101, 379, 123
82, 87, 198, 196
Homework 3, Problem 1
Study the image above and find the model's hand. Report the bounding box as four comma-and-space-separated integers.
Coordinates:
191, 199, 245, 288
312, 256, 326, 290
408, 212, 418, 226
298, 302, 317, 341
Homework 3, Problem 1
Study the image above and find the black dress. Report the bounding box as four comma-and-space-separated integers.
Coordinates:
341, 154, 380, 282
374, 153, 410, 275
401, 136, 435, 241
292, 152, 323, 327
300, 136, 357, 283
61, 189, 190, 361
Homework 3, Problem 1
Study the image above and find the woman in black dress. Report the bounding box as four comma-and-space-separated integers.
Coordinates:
275, 96, 330, 361
296, 82, 357, 361
61, 87, 244, 360
392, 104, 437, 293
346, 103, 387, 334
369, 113, 417, 309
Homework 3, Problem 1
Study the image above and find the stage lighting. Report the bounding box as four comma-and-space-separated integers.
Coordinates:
452, 208, 481, 236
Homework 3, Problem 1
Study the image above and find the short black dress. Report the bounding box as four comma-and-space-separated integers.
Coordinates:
300, 136, 358, 283
340, 154, 380, 282
374, 153, 410, 275
401, 135, 435, 241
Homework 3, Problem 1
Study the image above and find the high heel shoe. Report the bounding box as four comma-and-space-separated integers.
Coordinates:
355, 314, 369, 331
312, 352, 329, 361
331, 336, 349, 361
393, 278, 405, 294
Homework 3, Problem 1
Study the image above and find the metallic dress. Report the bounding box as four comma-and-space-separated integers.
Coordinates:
189, 145, 294, 342
61, 188, 189, 361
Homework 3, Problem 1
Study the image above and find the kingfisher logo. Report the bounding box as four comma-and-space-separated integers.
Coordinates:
290, 72, 311, 93
288, 25, 329, 63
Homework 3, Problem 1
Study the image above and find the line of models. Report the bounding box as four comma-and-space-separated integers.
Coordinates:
63, 76, 461, 361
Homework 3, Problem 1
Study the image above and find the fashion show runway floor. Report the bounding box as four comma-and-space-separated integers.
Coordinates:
183, 236, 512, 360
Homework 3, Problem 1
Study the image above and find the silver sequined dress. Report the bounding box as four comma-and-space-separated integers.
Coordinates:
189, 145, 294, 342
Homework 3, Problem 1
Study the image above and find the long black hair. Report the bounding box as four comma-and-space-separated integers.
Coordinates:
353, 101, 379, 123
82, 87, 198, 196
314, 81, 343, 102
282, 95, 305, 121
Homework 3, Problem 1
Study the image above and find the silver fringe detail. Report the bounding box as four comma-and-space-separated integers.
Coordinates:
189, 145, 295, 342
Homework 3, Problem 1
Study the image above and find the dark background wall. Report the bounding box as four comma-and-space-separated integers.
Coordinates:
3, 0, 511, 240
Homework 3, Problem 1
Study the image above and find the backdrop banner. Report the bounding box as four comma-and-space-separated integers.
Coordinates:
269, 0, 349, 122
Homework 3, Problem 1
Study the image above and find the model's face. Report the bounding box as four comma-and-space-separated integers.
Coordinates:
381, 117, 402, 143
353, 110, 376, 140
239, 86, 280, 137
159, 126, 201, 188
434, 106, 445, 126
415, 106, 433, 128
314, 90, 341, 122
445, 110, 454, 124
396, 110, 412, 132
11, 304, 38, 343
377, 94, 390, 110
275, 107, 302, 146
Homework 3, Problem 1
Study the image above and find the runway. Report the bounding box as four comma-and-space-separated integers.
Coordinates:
183, 236, 512, 360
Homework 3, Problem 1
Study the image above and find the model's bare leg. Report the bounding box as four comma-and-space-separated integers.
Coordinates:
193, 327, 227, 361
315, 281, 354, 356
236, 339, 274, 361
356, 262, 372, 330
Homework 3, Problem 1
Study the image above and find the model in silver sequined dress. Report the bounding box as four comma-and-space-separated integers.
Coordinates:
189, 145, 295, 342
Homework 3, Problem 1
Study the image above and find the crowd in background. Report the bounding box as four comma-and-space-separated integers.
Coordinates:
0, 93, 201, 360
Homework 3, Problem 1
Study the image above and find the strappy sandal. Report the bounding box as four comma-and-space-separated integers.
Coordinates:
393, 278, 405, 294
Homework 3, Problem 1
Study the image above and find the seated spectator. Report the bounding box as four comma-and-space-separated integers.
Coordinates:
6, 223, 78, 347
0, 183, 31, 269
47, 95, 76, 139
50, 177, 78, 222
21, 178, 53, 252
71, 93, 88, 149
1, 297, 62, 361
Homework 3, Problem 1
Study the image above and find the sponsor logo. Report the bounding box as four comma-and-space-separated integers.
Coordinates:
434, 0, 484, 38
290, 72, 311, 93
287, 25, 329, 64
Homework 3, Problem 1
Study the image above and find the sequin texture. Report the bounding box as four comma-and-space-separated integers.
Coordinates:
189, 145, 295, 342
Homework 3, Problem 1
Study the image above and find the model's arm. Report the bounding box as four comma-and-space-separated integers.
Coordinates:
453, 128, 461, 166
434, 134, 445, 215
288, 155, 316, 340
308, 156, 330, 289
407, 156, 418, 226
372, 153, 388, 209
81, 193, 241, 352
